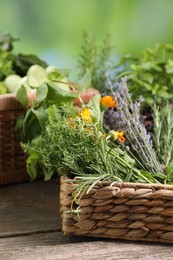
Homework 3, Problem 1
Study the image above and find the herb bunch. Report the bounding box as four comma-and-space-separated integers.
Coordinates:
103, 78, 163, 176
21, 97, 161, 184
17, 71, 173, 187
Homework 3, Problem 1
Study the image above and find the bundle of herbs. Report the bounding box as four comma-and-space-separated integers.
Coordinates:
22, 100, 157, 184
17, 73, 173, 192
103, 77, 173, 184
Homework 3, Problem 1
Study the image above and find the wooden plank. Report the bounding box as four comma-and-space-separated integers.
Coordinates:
0, 231, 173, 260
0, 179, 60, 237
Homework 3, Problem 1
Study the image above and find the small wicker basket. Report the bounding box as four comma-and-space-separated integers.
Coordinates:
60, 175, 173, 244
0, 93, 35, 185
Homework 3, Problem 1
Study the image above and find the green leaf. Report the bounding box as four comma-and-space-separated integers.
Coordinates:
49, 71, 64, 81
165, 60, 173, 74
0, 60, 13, 76
140, 171, 159, 183
34, 83, 48, 106
47, 68, 70, 81
130, 64, 140, 71
153, 172, 167, 180
124, 153, 135, 164
47, 105, 61, 124
22, 109, 41, 141
16, 84, 29, 107
124, 169, 133, 182
140, 73, 154, 84
88, 94, 102, 123
30, 135, 43, 149
46, 82, 77, 104
143, 82, 153, 90
14, 53, 47, 76
26, 156, 37, 180
77, 69, 91, 92
43, 167, 55, 181
152, 64, 162, 72
157, 89, 170, 98
140, 61, 157, 70
164, 161, 173, 181
31, 107, 48, 129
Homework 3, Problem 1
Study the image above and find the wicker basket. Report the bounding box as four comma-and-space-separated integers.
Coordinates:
0, 93, 35, 185
60, 175, 173, 244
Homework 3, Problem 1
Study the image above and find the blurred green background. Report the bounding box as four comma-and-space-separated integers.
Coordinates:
1, 0, 173, 71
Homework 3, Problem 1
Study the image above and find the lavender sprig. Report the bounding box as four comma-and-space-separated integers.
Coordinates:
105, 77, 162, 174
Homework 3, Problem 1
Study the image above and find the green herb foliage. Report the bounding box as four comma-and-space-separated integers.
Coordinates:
153, 103, 173, 167
16, 70, 91, 143
21, 100, 161, 185
16, 82, 78, 143
77, 31, 112, 93
16, 71, 173, 190
114, 43, 173, 106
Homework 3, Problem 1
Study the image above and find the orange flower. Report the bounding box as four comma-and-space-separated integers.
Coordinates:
100, 96, 116, 108
115, 130, 125, 143
78, 108, 92, 123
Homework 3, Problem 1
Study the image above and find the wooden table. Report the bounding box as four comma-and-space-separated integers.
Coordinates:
0, 179, 173, 260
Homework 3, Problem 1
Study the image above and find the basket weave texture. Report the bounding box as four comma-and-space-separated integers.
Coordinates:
0, 94, 35, 185
60, 175, 173, 244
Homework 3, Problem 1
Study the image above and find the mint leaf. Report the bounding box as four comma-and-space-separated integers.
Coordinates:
34, 83, 48, 106
46, 82, 77, 104
16, 84, 29, 107
77, 69, 91, 92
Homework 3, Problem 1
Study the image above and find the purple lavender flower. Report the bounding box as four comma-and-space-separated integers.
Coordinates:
103, 77, 162, 174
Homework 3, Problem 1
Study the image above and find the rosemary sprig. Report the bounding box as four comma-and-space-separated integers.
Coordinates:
153, 103, 173, 166
77, 31, 112, 92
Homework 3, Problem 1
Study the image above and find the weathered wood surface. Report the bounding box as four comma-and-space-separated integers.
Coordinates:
0, 179, 60, 237
1, 232, 173, 260
0, 179, 173, 260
